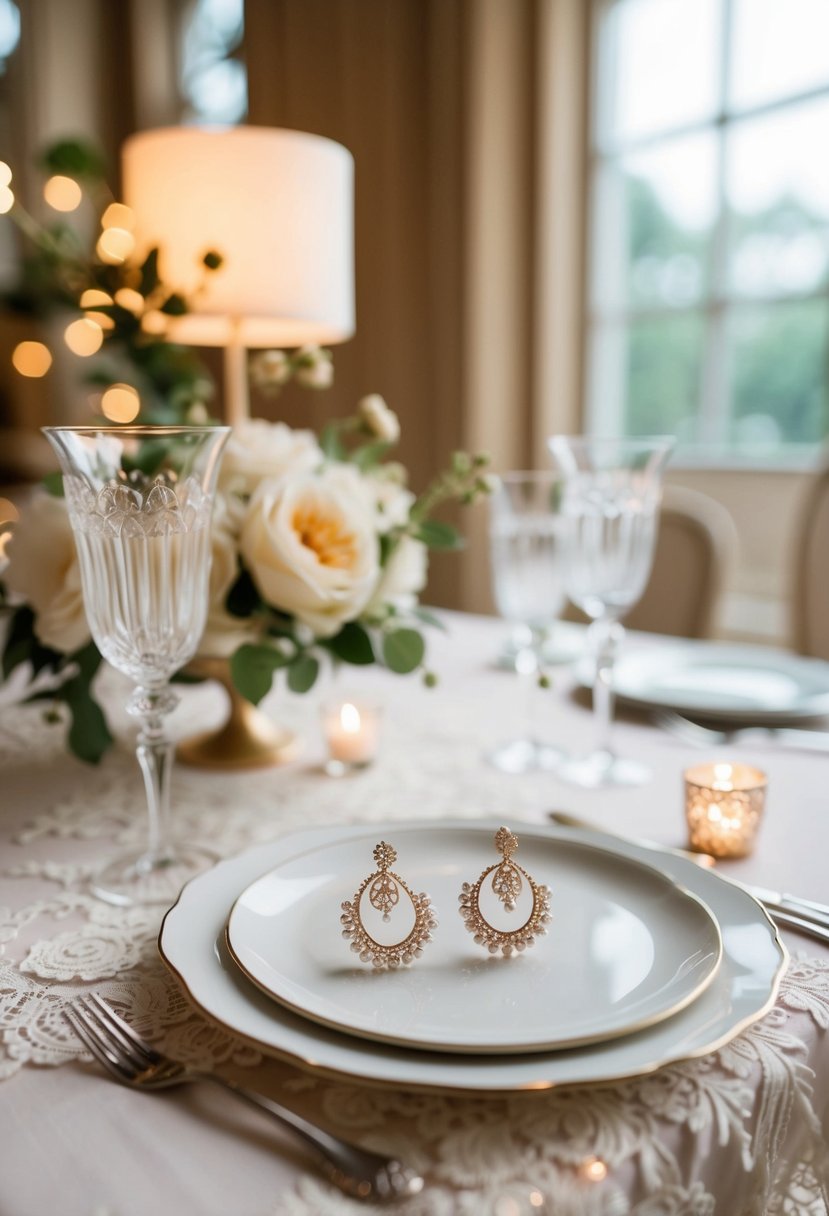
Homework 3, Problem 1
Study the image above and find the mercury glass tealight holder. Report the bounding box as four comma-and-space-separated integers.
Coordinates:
684, 761, 768, 859
322, 700, 382, 776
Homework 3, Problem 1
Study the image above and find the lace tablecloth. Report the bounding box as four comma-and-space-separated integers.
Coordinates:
1, 613, 828, 1216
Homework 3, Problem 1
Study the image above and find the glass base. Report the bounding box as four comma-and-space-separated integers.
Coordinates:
487, 738, 564, 775
554, 750, 651, 789
89, 844, 218, 907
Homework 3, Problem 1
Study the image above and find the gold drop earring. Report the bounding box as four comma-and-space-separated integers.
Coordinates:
458, 826, 551, 957
341, 841, 437, 969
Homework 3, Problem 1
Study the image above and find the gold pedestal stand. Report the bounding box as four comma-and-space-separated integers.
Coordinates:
177, 657, 299, 770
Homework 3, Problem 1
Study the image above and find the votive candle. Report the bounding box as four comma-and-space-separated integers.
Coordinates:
684, 761, 767, 859
322, 701, 381, 775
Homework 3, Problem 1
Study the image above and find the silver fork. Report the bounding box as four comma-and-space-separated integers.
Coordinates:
64, 993, 423, 1204
653, 709, 829, 753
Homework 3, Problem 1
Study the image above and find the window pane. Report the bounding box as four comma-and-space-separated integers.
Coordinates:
592, 135, 717, 311
726, 99, 829, 297
726, 300, 829, 454
730, 0, 829, 112
598, 0, 720, 147
589, 314, 706, 440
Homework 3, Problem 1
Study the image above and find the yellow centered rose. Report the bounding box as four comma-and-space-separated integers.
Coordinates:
240, 466, 380, 638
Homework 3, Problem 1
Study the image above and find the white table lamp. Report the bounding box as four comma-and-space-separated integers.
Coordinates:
122, 126, 355, 425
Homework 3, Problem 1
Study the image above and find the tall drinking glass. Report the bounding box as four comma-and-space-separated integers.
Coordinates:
547, 435, 674, 788
488, 471, 567, 773
43, 425, 230, 905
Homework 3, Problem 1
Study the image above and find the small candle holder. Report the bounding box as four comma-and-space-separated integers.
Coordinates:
322, 700, 381, 776
684, 761, 768, 859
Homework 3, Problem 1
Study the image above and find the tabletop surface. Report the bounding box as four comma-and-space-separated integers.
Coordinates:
1, 611, 828, 1216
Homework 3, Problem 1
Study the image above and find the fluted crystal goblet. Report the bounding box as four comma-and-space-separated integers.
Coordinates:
43, 425, 230, 906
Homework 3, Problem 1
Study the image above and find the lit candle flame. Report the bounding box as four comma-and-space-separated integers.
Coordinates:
340, 702, 361, 734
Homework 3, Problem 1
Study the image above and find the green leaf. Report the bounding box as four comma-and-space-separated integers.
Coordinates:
412, 607, 447, 631
160, 292, 188, 317
320, 423, 346, 461
225, 568, 260, 618
41, 471, 64, 497
63, 681, 113, 764
328, 622, 375, 666
351, 441, 390, 471
230, 644, 290, 705
382, 628, 425, 674
139, 248, 160, 297
413, 520, 464, 551
287, 654, 319, 694
38, 138, 107, 181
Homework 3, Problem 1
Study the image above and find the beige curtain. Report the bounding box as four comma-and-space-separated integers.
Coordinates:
245, 0, 589, 611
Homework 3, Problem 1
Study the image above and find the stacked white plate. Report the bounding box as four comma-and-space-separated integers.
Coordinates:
158, 821, 787, 1093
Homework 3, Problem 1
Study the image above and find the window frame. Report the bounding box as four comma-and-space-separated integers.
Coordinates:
585, 0, 829, 471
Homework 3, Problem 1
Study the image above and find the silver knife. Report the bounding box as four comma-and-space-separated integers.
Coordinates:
549, 811, 829, 942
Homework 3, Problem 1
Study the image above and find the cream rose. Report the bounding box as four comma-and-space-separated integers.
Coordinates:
198, 494, 261, 658
3, 493, 90, 654
219, 419, 322, 498
367, 535, 428, 616
240, 465, 379, 638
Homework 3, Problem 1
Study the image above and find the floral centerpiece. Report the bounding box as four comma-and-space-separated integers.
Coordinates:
0, 397, 491, 763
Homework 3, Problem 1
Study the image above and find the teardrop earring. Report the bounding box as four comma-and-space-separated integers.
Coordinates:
458, 826, 552, 957
341, 841, 437, 969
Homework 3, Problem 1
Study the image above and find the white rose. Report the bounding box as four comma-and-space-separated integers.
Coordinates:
294, 345, 334, 390
367, 535, 428, 616
369, 476, 415, 534
240, 465, 379, 638
219, 419, 321, 499
3, 493, 90, 654
359, 394, 400, 444
249, 349, 291, 392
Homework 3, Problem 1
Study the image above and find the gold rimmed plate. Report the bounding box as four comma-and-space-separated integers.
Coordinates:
223, 827, 722, 1055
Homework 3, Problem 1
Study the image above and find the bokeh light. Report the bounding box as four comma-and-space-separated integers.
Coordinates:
0, 497, 20, 525
114, 287, 144, 313
141, 310, 168, 335
579, 1156, 608, 1183
101, 202, 134, 230
12, 340, 52, 377
43, 175, 82, 212
64, 318, 103, 357
97, 227, 135, 264
0, 160, 11, 186
101, 383, 140, 423
0, 184, 14, 214
80, 289, 112, 308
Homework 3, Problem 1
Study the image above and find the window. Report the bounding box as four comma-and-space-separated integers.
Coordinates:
180, 0, 246, 126
587, 0, 829, 466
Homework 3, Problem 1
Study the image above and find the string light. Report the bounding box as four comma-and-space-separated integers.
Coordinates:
64, 318, 103, 357
80, 289, 112, 308
141, 310, 168, 335
101, 202, 134, 230
0, 497, 20, 525
0, 185, 14, 214
0, 161, 11, 186
97, 227, 135, 264
114, 288, 144, 313
12, 341, 52, 377
101, 383, 140, 423
43, 175, 82, 212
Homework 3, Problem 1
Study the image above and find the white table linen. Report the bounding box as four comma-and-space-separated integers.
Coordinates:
1, 612, 828, 1216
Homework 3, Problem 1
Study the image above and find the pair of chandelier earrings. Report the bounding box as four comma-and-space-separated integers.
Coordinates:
340, 826, 552, 970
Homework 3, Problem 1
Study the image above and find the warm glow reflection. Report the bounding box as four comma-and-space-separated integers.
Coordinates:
114, 287, 144, 313
43, 175, 82, 212
64, 318, 104, 357
0, 185, 14, 214
0, 161, 11, 186
12, 341, 52, 377
579, 1156, 608, 1183
713, 763, 734, 790
101, 383, 140, 423
80, 288, 112, 309
0, 497, 20, 525
340, 702, 361, 734
101, 202, 134, 231
85, 311, 115, 332
528, 1192, 545, 1209
0, 532, 11, 560
97, 227, 135, 264
141, 310, 168, 335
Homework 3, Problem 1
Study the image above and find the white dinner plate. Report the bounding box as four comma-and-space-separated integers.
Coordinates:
578, 640, 829, 723
225, 828, 722, 1054
159, 820, 787, 1093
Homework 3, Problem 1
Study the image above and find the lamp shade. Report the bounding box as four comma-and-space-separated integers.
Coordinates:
122, 126, 354, 349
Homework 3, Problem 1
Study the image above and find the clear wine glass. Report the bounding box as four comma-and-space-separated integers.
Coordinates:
547, 435, 674, 788
43, 425, 230, 906
487, 471, 567, 773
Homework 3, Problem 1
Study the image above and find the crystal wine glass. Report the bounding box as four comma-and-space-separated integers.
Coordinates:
547, 435, 674, 788
487, 471, 567, 773
43, 425, 230, 905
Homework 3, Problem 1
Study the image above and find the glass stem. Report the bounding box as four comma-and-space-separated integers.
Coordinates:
591, 618, 621, 760
129, 685, 179, 860
516, 631, 541, 740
